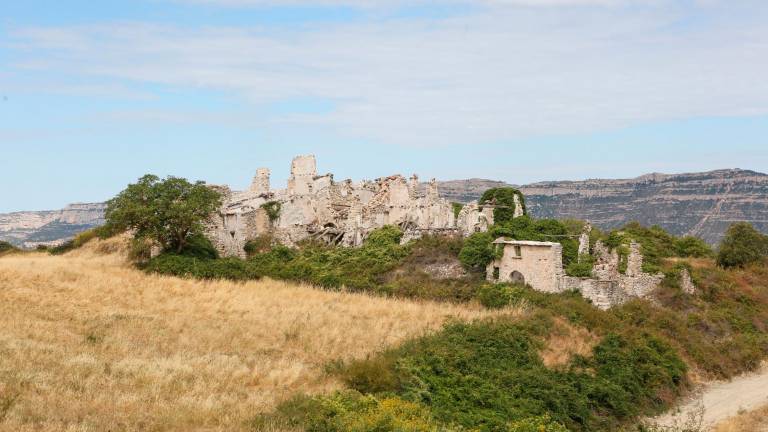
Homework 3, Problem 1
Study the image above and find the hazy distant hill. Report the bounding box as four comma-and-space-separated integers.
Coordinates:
3, 169, 766, 248
0, 203, 105, 248
439, 169, 768, 245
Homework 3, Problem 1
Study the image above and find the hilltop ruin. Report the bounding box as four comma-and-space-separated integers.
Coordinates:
206, 155, 496, 257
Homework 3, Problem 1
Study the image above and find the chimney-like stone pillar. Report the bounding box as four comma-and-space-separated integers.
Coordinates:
250, 168, 271, 194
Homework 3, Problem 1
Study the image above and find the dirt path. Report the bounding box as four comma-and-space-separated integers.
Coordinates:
652, 364, 768, 430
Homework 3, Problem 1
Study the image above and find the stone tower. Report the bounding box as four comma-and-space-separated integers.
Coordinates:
287, 155, 317, 196
250, 168, 271, 194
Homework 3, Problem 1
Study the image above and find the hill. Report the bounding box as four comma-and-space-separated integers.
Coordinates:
439, 169, 768, 245
0, 237, 498, 431
0, 203, 105, 248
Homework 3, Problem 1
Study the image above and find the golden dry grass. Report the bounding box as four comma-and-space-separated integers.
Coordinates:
712, 404, 768, 432
0, 238, 509, 431
540, 317, 599, 368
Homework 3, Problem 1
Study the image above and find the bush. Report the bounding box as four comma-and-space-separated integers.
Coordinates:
451, 202, 464, 219
260, 201, 281, 222
475, 283, 523, 309
340, 318, 687, 431
244, 235, 276, 256
674, 236, 713, 258
458, 231, 496, 271
506, 416, 569, 432
48, 240, 76, 255
144, 254, 254, 280
0, 241, 16, 254
480, 187, 526, 225
717, 222, 768, 268
566, 255, 594, 277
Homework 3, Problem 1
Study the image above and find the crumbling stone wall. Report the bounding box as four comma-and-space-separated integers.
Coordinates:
487, 234, 665, 309
206, 155, 506, 257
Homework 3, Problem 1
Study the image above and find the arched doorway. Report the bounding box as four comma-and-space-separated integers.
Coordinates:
509, 271, 525, 285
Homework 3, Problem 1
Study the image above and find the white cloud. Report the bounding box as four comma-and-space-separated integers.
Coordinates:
7, 1, 768, 146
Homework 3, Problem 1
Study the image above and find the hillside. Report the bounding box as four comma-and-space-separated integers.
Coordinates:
0, 237, 498, 431
439, 168, 768, 245
0, 203, 105, 248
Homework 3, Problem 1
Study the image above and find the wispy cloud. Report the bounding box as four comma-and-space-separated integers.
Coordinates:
6, 1, 768, 146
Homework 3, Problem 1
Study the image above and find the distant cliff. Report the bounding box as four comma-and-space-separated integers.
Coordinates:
0, 203, 106, 248
439, 169, 768, 245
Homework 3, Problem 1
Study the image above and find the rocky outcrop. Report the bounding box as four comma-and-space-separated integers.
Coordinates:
439, 169, 768, 245
0, 203, 106, 248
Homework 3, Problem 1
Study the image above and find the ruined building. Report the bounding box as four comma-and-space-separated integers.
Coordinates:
487, 227, 665, 309
206, 155, 496, 257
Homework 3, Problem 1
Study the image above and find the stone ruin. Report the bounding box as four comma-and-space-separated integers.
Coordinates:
487, 225, 666, 309
206, 155, 497, 257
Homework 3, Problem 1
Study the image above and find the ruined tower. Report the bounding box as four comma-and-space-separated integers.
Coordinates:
250, 168, 271, 195
287, 155, 317, 196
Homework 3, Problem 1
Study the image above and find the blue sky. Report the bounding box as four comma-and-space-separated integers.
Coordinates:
1, 0, 767, 212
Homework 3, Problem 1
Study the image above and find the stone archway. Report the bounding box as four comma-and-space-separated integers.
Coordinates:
509, 271, 525, 285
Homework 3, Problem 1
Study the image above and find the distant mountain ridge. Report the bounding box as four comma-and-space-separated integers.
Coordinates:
0, 203, 105, 248
2, 169, 766, 248
438, 168, 768, 245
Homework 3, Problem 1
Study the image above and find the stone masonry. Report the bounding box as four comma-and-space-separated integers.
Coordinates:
206, 155, 508, 257
487, 232, 665, 309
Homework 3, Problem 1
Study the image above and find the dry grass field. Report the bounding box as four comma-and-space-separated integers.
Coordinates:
712, 404, 768, 432
0, 238, 509, 431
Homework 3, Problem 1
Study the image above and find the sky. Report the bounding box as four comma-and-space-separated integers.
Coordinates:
1, 0, 767, 213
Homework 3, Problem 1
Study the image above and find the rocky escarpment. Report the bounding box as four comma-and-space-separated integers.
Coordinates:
0, 203, 106, 248
439, 169, 768, 245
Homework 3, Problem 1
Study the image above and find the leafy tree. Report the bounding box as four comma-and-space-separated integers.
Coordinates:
105, 175, 222, 253
0, 241, 17, 254
480, 187, 526, 225
674, 236, 713, 258
717, 222, 768, 268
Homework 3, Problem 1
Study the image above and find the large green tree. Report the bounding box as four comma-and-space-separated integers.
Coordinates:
105, 175, 222, 253
717, 222, 768, 268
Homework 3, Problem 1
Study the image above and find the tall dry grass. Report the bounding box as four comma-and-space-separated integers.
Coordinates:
712, 404, 768, 432
0, 238, 508, 431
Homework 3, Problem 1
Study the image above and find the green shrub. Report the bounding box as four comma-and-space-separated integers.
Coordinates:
365, 225, 404, 247
458, 231, 496, 271
451, 202, 464, 219
480, 187, 526, 225
475, 283, 523, 309
717, 222, 768, 268
260, 201, 282, 222
565, 255, 594, 277
674, 236, 713, 258
48, 240, 76, 255
0, 241, 16, 254
244, 235, 276, 256
255, 391, 445, 432
178, 233, 219, 260
339, 318, 687, 431
506, 416, 568, 432
144, 254, 254, 280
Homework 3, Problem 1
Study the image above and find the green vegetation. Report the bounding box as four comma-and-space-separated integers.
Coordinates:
260, 201, 282, 222
716, 222, 768, 268
0, 241, 17, 255
452, 202, 464, 219
105, 174, 222, 253
271, 314, 686, 432
602, 222, 713, 274
47, 224, 120, 255
458, 216, 581, 273
480, 187, 526, 225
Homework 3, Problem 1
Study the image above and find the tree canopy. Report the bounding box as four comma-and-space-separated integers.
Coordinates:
105, 175, 222, 253
717, 222, 768, 268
